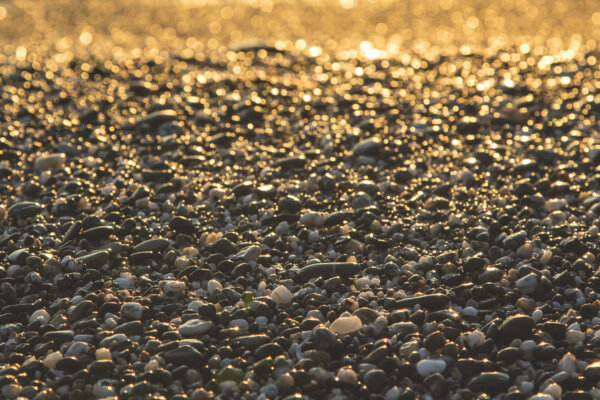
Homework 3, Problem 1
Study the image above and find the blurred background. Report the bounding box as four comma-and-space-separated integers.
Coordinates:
0, 0, 599, 57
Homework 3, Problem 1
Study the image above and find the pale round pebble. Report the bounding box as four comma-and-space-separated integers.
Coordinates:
330, 315, 362, 335
120, 302, 143, 320
179, 319, 214, 337
270, 285, 293, 305
416, 359, 446, 376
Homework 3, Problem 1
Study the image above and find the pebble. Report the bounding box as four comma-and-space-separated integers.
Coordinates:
558, 352, 577, 373
336, 367, 358, 385
34, 153, 65, 171
468, 372, 510, 394
161, 280, 186, 296
297, 262, 361, 281
416, 359, 446, 376
330, 314, 362, 335
516, 273, 539, 294
270, 285, 293, 305
133, 237, 170, 252
499, 314, 534, 340
179, 319, 214, 337
120, 302, 143, 320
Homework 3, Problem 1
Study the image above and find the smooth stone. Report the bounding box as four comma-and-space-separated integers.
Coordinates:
216, 365, 245, 384
297, 262, 361, 281
231, 334, 270, 349
29, 309, 50, 324
114, 321, 143, 335
528, 394, 553, 400
464, 256, 486, 273
170, 216, 195, 234
65, 341, 89, 357
395, 294, 449, 310
583, 361, 600, 379
270, 285, 293, 305
133, 238, 169, 252
165, 345, 204, 365
55, 356, 82, 372
330, 315, 362, 335
389, 322, 419, 338
499, 314, 534, 341
43, 330, 75, 344
82, 226, 114, 242
34, 153, 65, 171
336, 367, 358, 385
121, 302, 143, 320
8, 248, 29, 264
210, 238, 236, 256
503, 231, 527, 250
8, 201, 42, 219
416, 359, 447, 376
179, 320, 213, 337
468, 372, 511, 394
364, 369, 386, 392
161, 280, 186, 296
516, 273, 539, 294
69, 300, 93, 322
76, 250, 110, 268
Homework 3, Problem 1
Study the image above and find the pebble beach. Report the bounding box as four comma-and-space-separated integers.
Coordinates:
2, 0, 600, 399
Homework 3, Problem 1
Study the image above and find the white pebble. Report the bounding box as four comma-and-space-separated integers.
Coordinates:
466, 330, 485, 348
270, 285, 293, 305
462, 306, 478, 317
120, 302, 143, 320
179, 319, 214, 337
416, 359, 446, 376
330, 315, 362, 335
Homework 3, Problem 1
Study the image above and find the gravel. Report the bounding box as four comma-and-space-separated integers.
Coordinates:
2, 1, 600, 399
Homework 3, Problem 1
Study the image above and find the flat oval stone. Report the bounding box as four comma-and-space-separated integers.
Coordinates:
133, 238, 169, 252
8, 201, 42, 219
164, 345, 204, 366
395, 294, 449, 310
468, 372, 510, 394
69, 300, 94, 322
297, 262, 361, 281
178, 320, 213, 337
231, 334, 270, 349
76, 250, 110, 268
34, 153, 65, 171
499, 314, 534, 341
330, 315, 362, 335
